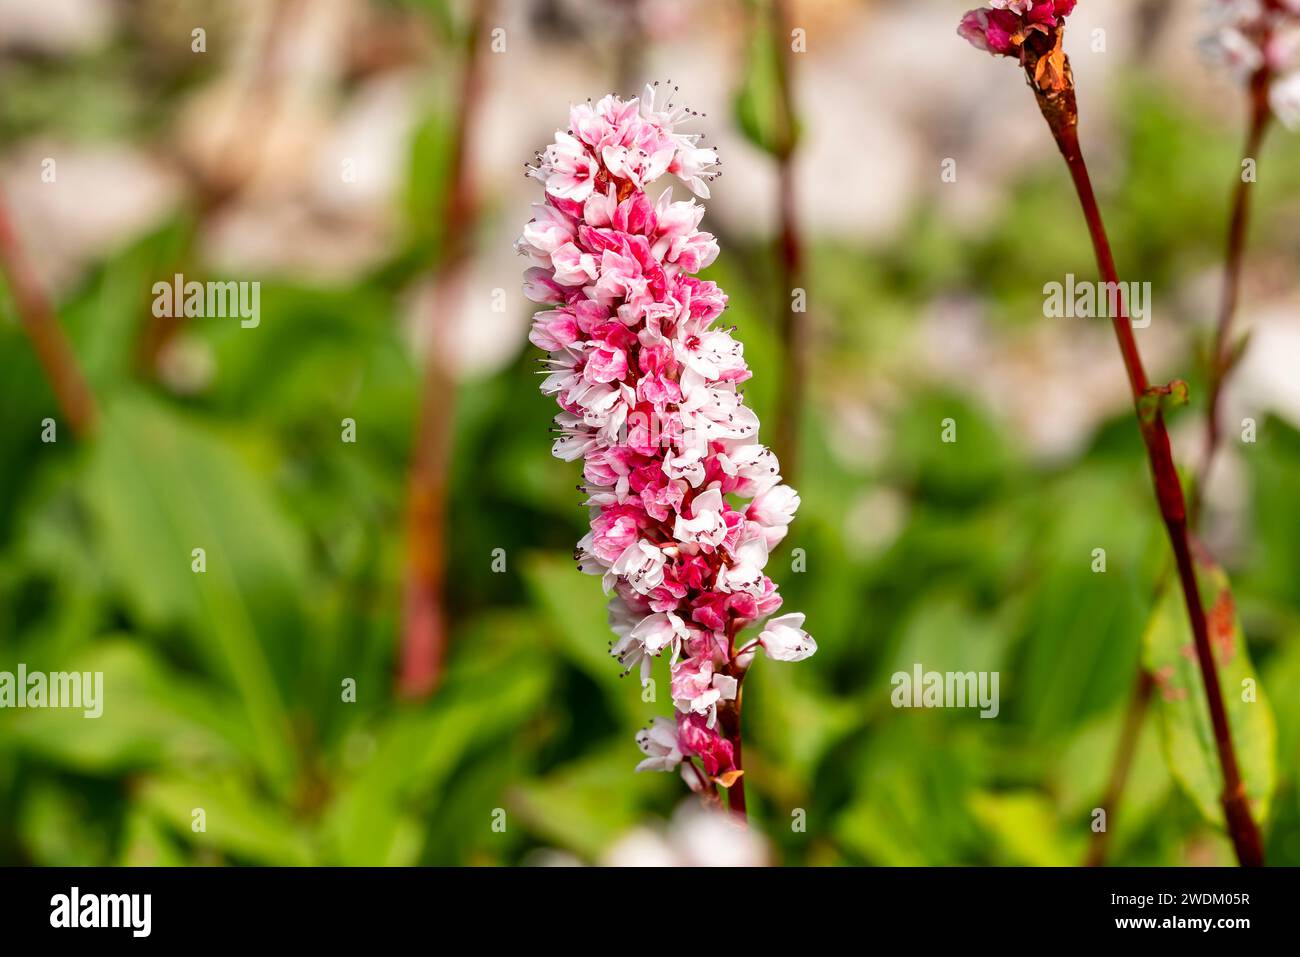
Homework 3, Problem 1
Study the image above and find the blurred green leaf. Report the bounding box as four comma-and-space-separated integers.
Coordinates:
4, 640, 254, 775
118, 809, 189, 867
1013, 466, 1155, 734
1141, 561, 1277, 828
1244, 417, 1300, 610
81, 392, 304, 791
744, 662, 859, 787
969, 791, 1081, 867
18, 779, 114, 866
138, 772, 315, 866
732, 2, 798, 158
521, 551, 645, 723
1056, 704, 1172, 861
511, 745, 669, 861
835, 723, 987, 865
320, 659, 551, 865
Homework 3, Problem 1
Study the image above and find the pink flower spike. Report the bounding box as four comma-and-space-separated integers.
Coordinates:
521, 89, 815, 797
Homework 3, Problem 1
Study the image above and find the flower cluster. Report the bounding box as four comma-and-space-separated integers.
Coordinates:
520, 85, 815, 792
958, 0, 1077, 60
1202, 0, 1300, 129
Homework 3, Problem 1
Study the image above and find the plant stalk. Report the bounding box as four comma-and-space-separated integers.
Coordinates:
715, 620, 749, 819
1195, 64, 1272, 526
769, 0, 806, 479
717, 688, 747, 818
1087, 56, 1273, 868
1026, 35, 1263, 866
397, 0, 493, 697
0, 188, 99, 437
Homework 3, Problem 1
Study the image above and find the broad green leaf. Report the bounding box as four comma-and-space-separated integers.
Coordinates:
1141, 561, 1276, 828
320, 660, 550, 865
521, 551, 645, 723
879, 592, 1011, 690
0, 321, 60, 544
1013, 467, 1155, 732
19, 779, 114, 865
969, 791, 1082, 867
731, 3, 798, 158
834, 723, 989, 866
743, 662, 859, 785
404, 102, 457, 256
835, 772, 957, 866
137, 772, 315, 866
1056, 704, 1172, 860
80, 392, 303, 791
3, 640, 254, 774
511, 746, 670, 861
1262, 632, 1300, 771
118, 809, 189, 867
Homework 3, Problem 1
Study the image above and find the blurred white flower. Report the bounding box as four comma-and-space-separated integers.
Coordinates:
602, 801, 769, 867
1269, 71, 1300, 128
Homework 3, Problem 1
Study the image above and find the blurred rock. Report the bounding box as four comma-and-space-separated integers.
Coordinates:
0, 0, 113, 54
1, 142, 181, 292
917, 293, 1184, 462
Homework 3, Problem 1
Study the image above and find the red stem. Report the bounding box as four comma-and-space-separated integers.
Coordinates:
1047, 106, 1263, 866
714, 621, 748, 819
717, 690, 747, 818
397, 0, 494, 698
1089, 62, 1273, 867
769, 0, 805, 479
1195, 64, 1272, 524
0, 188, 99, 437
